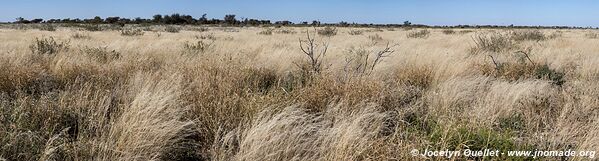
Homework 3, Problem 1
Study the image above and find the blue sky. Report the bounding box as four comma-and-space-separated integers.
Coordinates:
1, 0, 597, 27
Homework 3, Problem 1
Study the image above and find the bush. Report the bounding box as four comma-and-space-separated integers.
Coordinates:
81, 24, 101, 31
348, 29, 363, 35
369, 28, 385, 32
548, 31, 563, 39
470, 32, 516, 54
442, 29, 455, 35
496, 114, 525, 133
585, 32, 599, 39
257, 29, 273, 35
81, 46, 121, 63
343, 43, 396, 76
275, 28, 296, 34
298, 30, 329, 74
121, 29, 144, 36
428, 126, 526, 160
71, 33, 91, 39
191, 27, 209, 32
29, 37, 70, 55
317, 26, 337, 37
459, 30, 473, 34
406, 30, 430, 38
477, 52, 565, 85
510, 30, 546, 42
183, 40, 214, 54
535, 64, 565, 86
39, 24, 56, 31
195, 33, 216, 40
367, 34, 383, 43
222, 28, 240, 32
165, 26, 180, 33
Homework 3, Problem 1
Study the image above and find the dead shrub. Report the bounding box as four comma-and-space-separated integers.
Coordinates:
257, 28, 273, 35
275, 28, 296, 34
165, 26, 181, 33
183, 40, 214, 55
343, 43, 397, 76
317, 26, 337, 37
348, 29, 364, 35
71, 33, 91, 39
406, 30, 430, 38
470, 32, 516, 54
81, 46, 121, 63
442, 29, 455, 35
120, 28, 144, 36
30, 37, 70, 55
510, 30, 546, 42
585, 32, 599, 39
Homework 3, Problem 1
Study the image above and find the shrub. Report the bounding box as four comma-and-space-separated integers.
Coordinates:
470, 32, 516, 54
298, 30, 329, 74
39, 24, 56, 31
459, 30, 474, 34
195, 33, 216, 40
191, 27, 209, 32
585, 32, 599, 39
477, 50, 565, 85
71, 33, 91, 39
428, 126, 524, 159
477, 55, 536, 81
141, 27, 153, 31
535, 64, 565, 86
222, 28, 240, 32
368, 34, 383, 42
406, 29, 430, 38
369, 28, 385, 32
442, 29, 455, 35
257, 28, 273, 35
275, 28, 296, 34
81, 46, 121, 63
348, 29, 363, 35
343, 43, 396, 76
29, 37, 70, 55
510, 30, 546, 42
81, 24, 101, 31
496, 114, 525, 133
183, 40, 214, 54
165, 26, 180, 33
317, 26, 337, 37
105, 24, 123, 31
120, 29, 144, 36
548, 31, 563, 39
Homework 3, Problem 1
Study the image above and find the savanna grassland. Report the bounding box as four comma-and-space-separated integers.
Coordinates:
1, 24, 599, 160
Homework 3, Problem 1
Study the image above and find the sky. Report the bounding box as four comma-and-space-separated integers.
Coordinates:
1, 0, 598, 27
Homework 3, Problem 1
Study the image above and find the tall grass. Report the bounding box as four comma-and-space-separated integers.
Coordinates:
0, 26, 598, 160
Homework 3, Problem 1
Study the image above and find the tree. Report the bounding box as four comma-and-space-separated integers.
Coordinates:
134, 17, 144, 24
339, 21, 349, 27
224, 14, 237, 25
181, 15, 195, 24
31, 19, 43, 23
91, 16, 103, 23
153, 14, 163, 23
15, 17, 30, 23
311, 20, 320, 26
105, 17, 120, 24
403, 21, 412, 26
198, 14, 208, 24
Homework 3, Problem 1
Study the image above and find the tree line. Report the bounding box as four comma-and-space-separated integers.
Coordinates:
11, 13, 594, 29
13, 13, 315, 26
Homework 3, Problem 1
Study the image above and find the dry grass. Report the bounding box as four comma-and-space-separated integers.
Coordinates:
1, 25, 599, 160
